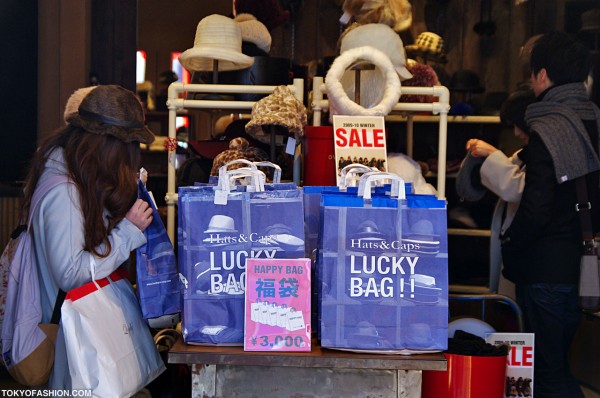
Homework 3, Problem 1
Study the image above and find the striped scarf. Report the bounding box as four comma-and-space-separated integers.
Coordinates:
525, 83, 600, 183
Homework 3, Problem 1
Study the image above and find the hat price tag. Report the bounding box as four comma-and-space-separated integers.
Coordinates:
285, 137, 296, 155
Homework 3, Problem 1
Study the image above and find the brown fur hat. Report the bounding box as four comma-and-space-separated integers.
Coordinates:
210, 137, 269, 176
245, 85, 307, 144
64, 85, 155, 145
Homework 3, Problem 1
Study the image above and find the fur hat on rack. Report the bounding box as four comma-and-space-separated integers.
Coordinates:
341, 0, 413, 32
210, 137, 269, 176
245, 85, 307, 144
399, 61, 440, 103
64, 85, 155, 145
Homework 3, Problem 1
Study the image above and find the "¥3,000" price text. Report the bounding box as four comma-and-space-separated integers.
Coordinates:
251, 335, 306, 348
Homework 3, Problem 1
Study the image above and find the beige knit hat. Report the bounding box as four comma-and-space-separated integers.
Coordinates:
245, 86, 307, 143
234, 14, 272, 54
64, 85, 155, 144
179, 14, 254, 72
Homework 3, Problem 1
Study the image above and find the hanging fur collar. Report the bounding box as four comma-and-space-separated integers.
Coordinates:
325, 46, 401, 119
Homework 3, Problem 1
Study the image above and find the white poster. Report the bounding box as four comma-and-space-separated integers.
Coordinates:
332, 115, 387, 184
486, 332, 535, 398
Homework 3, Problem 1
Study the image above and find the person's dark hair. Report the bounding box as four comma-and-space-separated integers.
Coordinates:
22, 125, 141, 257
529, 31, 591, 85
499, 89, 536, 133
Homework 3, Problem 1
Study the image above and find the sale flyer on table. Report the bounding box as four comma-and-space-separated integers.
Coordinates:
244, 258, 311, 352
486, 332, 535, 398
333, 115, 387, 184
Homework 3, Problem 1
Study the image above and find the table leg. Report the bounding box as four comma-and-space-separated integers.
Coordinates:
191, 363, 216, 398
398, 369, 422, 398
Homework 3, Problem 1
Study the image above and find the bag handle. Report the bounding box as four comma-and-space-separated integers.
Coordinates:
338, 163, 377, 189
358, 172, 406, 200
253, 161, 282, 184
218, 159, 258, 181
218, 167, 267, 190
221, 168, 265, 192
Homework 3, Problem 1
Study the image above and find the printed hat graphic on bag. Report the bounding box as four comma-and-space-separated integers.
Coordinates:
265, 224, 304, 248
403, 274, 442, 304
204, 215, 238, 233
352, 220, 386, 239
179, 14, 254, 72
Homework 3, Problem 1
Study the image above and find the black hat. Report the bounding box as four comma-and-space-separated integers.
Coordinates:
450, 70, 485, 93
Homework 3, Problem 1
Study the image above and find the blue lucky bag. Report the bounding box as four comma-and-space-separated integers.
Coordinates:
317, 173, 448, 353
178, 169, 305, 345
136, 180, 181, 322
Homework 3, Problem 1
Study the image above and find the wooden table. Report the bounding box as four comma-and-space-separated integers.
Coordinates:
169, 338, 447, 398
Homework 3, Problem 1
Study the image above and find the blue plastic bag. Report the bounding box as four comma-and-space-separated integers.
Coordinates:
136, 180, 181, 321
318, 174, 448, 353
178, 179, 305, 345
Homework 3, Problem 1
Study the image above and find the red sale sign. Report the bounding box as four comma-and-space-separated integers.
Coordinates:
332, 115, 387, 185
486, 332, 535, 398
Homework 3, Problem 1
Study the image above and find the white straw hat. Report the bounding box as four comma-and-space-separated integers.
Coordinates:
234, 14, 272, 54
179, 14, 254, 72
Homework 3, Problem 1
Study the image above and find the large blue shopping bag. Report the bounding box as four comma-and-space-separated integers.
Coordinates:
135, 180, 181, 321
318, 173, 448, 353
178, 170, 305, 345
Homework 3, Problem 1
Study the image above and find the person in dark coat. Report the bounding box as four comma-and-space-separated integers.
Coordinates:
501, 31, 600, 398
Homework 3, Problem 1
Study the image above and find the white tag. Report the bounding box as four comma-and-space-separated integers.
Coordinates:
339, 11, 352, 24
214, 190, 228, 205
285, 137, 296, 155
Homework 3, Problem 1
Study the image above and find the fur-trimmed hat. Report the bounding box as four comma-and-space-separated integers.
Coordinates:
179, 14, 254, 72
234, 14, 272, 54
64, 85, 155, 145
245, 85, 307, 143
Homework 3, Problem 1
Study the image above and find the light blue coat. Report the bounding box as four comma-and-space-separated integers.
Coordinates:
31, 148, 147, 389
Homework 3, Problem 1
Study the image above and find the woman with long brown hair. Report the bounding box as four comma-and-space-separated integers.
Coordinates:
23, 85, 155, 388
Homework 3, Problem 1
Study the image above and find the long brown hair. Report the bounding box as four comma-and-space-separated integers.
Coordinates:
22, 125, 141, 257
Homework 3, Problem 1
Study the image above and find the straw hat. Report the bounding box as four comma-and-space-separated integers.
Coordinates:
179, 14, 254, 72
245, 85, 307, 143
64, 85, 155, 145
234, 14, 272, 54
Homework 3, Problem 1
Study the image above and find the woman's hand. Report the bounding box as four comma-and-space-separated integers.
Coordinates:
126, 198, 153, 232
466, 139, 498, 158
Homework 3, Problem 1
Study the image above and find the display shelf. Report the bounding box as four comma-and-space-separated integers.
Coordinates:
164, 79, 304, 243
310, 76, 450, 199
